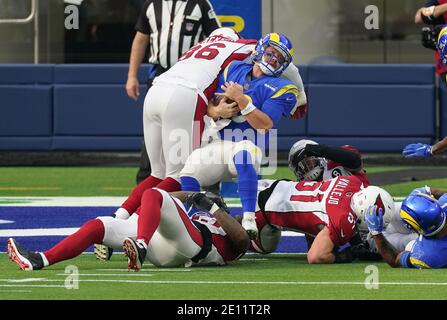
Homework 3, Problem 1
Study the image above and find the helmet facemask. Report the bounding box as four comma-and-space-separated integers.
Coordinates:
292, 156, 326, 181
252, 34, 293, 77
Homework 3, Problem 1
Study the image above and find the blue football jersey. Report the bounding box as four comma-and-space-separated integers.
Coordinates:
401, 235, 447, 269
216, 61, 299, 150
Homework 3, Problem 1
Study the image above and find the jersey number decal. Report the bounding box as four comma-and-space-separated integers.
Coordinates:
290, 181, 331, 203
180, 43, 226, 61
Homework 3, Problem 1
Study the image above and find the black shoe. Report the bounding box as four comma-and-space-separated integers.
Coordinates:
122, 238, 146, 271
7, 238, 44, 270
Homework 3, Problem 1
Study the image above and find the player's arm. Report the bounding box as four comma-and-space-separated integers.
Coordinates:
127, 1, 151, 100
416, 0, 447, 24
207, 97, 239, 120
185, 192, 250, 254
403, 137, 447, 158
281, 63, 308, 119
306, 227, 336, 264
370, 233, 405, 268
216, 82, 274, 130
302, 144, 362, 173
365, 205, 406, 267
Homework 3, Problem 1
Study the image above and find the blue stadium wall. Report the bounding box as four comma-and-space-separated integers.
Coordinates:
0, 64, 439, 152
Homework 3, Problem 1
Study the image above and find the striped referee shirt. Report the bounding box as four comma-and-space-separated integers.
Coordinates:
135, 0, 221, 69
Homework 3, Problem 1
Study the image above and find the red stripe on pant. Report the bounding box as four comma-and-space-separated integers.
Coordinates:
192, 95, 207, 150
44, 219, 105, 265
137, 189, 203, 247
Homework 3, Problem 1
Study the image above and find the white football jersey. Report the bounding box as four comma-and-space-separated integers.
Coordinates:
155, 35, 257, 100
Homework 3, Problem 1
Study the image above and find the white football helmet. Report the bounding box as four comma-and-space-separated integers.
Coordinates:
288, 139, 326, 181
351, 186, 395, 230
208, 27, 240, 41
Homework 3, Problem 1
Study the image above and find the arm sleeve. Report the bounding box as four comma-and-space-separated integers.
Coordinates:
261, 89, 298, 125
200, 0, 221, 36
304, 144, 362, 170
135, 1, 151, 34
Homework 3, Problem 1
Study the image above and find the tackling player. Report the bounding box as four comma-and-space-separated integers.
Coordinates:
7, 190, 249, 271
253, 176, 394, 264
366, 188, 447, 268
180, 33, 302, 239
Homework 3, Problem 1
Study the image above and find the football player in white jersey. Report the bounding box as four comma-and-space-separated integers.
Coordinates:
7, 190, 249, 271
253, 176, 395, 264
139, 27, 258, 195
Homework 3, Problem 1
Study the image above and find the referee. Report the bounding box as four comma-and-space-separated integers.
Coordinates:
126, 0, 221, 184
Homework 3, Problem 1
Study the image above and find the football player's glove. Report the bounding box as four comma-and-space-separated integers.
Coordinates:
402, 143, 432, 158
364, 205, 384, 236
185, 192, 229, 214
94, 244, 113, 261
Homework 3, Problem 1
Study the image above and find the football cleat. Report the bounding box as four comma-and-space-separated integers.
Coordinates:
122, 238, 147, 272
242, 217, 259, 240
7, 238, 44, 271
94, 244, 114, 261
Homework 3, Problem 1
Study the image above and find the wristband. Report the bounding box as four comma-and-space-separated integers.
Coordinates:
210, 203, 221, 214
240, 102, 257, 116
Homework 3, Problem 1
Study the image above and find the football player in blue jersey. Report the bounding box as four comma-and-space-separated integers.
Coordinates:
365, 186, 447, 268
180, 33, 301, 239
402, 25, 447, 158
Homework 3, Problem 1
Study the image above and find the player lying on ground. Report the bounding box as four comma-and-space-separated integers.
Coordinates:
366, 186, 447, 268
251, 175, 394, 264
7, 190, 249, 271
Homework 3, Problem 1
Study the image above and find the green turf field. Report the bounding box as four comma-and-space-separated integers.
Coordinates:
2, 253, 447, 300
1, 165, 447, 300
0, 165, 445, 197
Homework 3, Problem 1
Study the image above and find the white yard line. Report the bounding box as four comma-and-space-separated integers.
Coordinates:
95, 268, 191, 272
0, 228, 79, 237
1, 278, 447, 286
55, 273, 154, 277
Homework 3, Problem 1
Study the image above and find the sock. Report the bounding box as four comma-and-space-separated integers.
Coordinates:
43, 219, 105, 265
155, 177, 181, 192
234, 150, 258, 215
180, 176, 201, 217
136, 189, 163, 245
121, 176, 163, 214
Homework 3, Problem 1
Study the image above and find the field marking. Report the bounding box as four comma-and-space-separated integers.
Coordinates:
95, 269, 192, 272
0, 187, 61, 191
2, 278, 447, 286
0, 284, 65, 288
0, 289, 33, 293
7, 278, 47, 283
0, 228, 79, 237
0, 196, 126, 207
55, 273, 155, 277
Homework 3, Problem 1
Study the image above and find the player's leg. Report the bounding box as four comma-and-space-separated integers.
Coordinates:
229, 141, 262, 239
143, 84, 167, 181
7, 218, 106, 271
161, 86, 207, 181
123, 188, 203, 270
